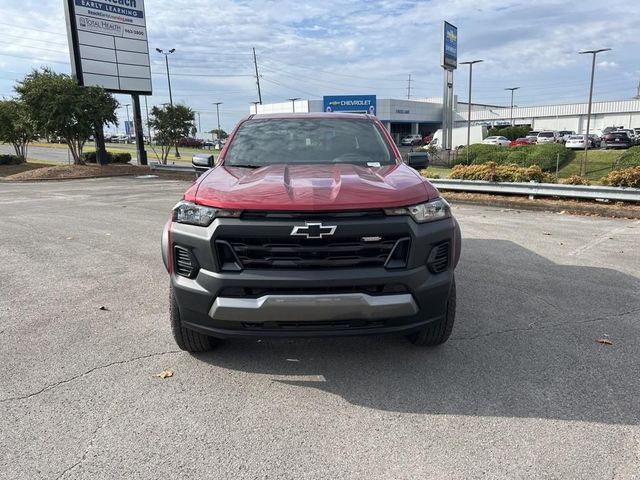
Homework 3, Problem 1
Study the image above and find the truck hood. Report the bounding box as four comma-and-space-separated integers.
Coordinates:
189, 163, 437, 211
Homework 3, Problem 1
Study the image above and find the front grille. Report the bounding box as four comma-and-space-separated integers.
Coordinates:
174, 246, 198, 278
241, 210, 385, 220
216, 235, 409, 270
427, 242, 450, 274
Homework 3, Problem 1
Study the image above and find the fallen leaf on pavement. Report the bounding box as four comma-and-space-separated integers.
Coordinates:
156, 370, 174, 379
596, 338, 613, 346
99, 306, 109, 311
543, 232, 552, 236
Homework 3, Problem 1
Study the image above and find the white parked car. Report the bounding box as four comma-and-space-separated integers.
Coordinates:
565, 135, 588, 149
482, 136, 511, 147
400, 134, 423, 146
525, 131, 539, 143
536, 131, 560, 144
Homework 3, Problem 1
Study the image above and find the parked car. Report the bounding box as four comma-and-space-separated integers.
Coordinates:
565, 135, 590, 149
602, 132, 633, 149
178, 137, 204, 148
482, 136, 511, 146
525, 131, 540, 143
588, 134, 601, 148
558, 130, 575, 143
510, 138, 534, 147
613, 129, 637, 145
400, 134, 424, 146
536, 131, 560, 144
163, 112, 461, 352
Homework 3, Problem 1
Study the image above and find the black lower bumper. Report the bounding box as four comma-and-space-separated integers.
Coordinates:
165, 214, 460, 338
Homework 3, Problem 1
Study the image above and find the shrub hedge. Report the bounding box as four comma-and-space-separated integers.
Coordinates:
487, 125, 531, 140
560, 175, 590, 186
449, 162, 556, 183
0, 154, 25, 165
82, 151, 132, 164
601, 167, 640, 188
454, 143, 573, 171
616, 146, 640, 168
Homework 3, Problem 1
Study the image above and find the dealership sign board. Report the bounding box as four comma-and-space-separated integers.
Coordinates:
323, 95, 377, 115
441, 21, 458, 70
64, 0, 152, 94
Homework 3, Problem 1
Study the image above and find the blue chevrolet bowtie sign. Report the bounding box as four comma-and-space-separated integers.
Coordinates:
442, 21, 458, 70
323, 95, 377, 115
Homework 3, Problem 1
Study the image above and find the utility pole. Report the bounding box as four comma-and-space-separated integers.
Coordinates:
460, 60, 483, 162
197, 112, 201, 137
635, 79, 640, 99
579, 48, 611, 177
253, 48, 263, 104
407, 74, 412, 100
213, 102, 223, 144
505, 87, 520, 126
250, 101, 260, 114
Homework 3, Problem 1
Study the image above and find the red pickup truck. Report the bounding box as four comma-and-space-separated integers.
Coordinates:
162, 113, 461, 352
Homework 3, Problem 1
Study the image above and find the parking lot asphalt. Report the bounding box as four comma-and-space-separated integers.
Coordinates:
1, 177, 639, 479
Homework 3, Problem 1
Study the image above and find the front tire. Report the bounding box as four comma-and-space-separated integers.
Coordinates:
407, 278, 456, 346
170, 286, 217, 352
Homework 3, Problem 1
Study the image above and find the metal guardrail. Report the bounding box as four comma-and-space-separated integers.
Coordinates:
149, 163, 195, 173
430, 179, 640, 202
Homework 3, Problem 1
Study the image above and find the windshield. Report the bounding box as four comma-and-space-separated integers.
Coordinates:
224, 118, 395, 167
538, 132, 554, 137
568, 136, 584, 140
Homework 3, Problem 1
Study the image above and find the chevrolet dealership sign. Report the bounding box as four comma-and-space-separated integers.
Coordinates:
323, 95, 377, 115
64, 0, 152, 94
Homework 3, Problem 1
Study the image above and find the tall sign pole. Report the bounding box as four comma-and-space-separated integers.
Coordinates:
64, 0, 152, 166
441, 21, 458, 158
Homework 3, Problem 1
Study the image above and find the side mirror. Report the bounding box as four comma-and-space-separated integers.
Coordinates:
407, 151, 430, 170
192, 154, 215, 176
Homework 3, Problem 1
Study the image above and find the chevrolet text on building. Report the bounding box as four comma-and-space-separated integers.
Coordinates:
64, 0, 152, 94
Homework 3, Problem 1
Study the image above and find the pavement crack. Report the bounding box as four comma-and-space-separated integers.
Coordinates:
54, 423, 105, 480
453, 309, 640, 341
1, 350, 181, 403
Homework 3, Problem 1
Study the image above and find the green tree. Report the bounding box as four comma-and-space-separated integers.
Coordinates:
0, 99, 37, 160
209, 128, 228, 139
148, 104, 195, 164
15, 68, 118, 165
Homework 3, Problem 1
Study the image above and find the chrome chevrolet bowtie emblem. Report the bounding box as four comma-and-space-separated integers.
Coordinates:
290, 222, 337, 239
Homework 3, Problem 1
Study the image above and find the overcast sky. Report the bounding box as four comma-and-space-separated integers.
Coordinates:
1, 0, 638, 134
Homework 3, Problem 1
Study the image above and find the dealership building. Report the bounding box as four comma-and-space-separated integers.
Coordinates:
254, 95, 640, 143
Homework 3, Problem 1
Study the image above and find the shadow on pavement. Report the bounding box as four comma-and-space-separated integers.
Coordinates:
196, 239, 640, 425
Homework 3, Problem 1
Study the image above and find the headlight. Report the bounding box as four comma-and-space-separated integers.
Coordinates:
172, 200, 241, 226
385, 198, 450, 223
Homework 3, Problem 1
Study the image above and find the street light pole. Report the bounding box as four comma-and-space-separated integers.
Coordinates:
124, 103, 131, 140
505, 87, 520, 126
250, 101, 260, 114
460, 60, 483, 162
288, 97, 300, 113
579, 48, 611, 177
156, 48, 176, 106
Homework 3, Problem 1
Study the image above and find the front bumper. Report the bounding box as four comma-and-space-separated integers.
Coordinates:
164, 214, 460, 338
